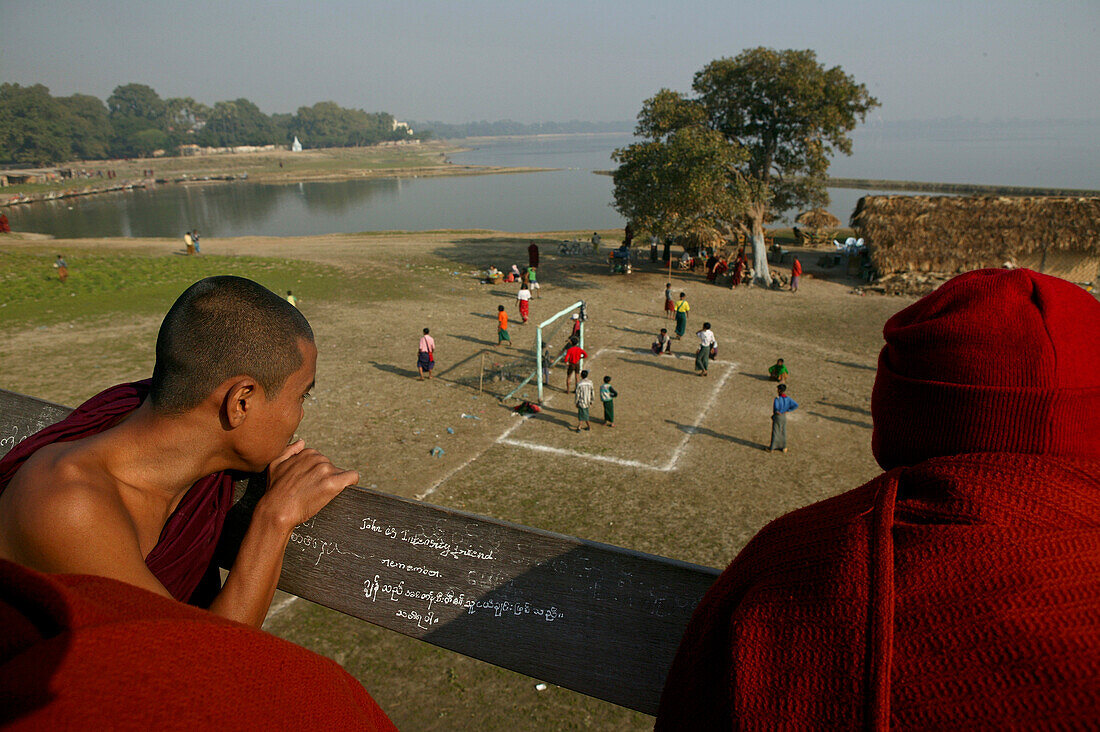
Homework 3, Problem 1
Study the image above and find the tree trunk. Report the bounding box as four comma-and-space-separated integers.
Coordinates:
750, 213, 771, 287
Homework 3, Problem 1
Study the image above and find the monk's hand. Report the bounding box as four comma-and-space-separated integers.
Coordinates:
262, 441, 360, 531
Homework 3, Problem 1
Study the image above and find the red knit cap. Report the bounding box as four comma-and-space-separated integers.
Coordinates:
872, 268, 1100, 469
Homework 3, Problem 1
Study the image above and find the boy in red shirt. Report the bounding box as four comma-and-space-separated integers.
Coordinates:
563, 337, 588, 393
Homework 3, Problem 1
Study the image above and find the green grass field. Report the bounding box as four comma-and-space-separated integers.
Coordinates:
0, 249, 341, 329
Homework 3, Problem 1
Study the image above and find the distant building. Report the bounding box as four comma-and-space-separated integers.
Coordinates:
391, 120, 413, 135
291, 136, 303, 152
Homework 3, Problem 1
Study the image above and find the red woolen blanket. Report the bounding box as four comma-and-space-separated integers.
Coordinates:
656, 453, 1100, 728
0, 381, 232, 605
0, 559, 396, 729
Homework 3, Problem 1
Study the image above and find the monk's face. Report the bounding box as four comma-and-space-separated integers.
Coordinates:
240, 339, 317, 470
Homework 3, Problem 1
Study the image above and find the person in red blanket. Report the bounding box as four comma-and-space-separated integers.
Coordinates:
0, 276, 359, 628
0, 559, 395, 729
657, 268, 1100, 729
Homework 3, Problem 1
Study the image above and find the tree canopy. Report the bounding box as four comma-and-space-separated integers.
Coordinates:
0, 83, 419, 165
613, 48, 879, 285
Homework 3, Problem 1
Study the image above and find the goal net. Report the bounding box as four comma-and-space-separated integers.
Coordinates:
502, 300, 586, 404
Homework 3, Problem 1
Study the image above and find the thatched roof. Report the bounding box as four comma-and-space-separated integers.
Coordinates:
679, 226, 724, 251
851, 195, 1100, 275
796, 208, 841, 229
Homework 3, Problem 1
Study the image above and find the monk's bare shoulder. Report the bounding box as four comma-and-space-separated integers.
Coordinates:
0, 443, 146, 579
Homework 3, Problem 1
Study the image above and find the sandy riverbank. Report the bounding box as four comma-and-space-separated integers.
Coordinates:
2, 142, 558, 207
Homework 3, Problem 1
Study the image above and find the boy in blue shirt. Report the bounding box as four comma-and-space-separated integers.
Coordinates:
769, 383, 799, 453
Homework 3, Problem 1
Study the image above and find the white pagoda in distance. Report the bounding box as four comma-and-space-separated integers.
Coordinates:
291, 136, 303, 152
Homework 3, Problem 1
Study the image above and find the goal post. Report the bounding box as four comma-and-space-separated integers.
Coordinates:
501, 300, 585, 404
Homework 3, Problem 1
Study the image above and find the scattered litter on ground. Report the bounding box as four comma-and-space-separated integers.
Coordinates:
446, 427, 455, 434
430, 446, 445, 457
535, 683, 548, 692
461, 413, 481, 420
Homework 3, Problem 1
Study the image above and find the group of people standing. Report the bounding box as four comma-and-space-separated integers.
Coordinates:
656, 283, 801, 450
702, 247, 750, 288
183, 229, 202, 255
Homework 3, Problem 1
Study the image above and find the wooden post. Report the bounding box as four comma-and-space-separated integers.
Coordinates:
479, 353, 484, 393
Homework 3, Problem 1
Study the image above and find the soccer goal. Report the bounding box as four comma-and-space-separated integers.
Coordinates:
502, 300, 586, 404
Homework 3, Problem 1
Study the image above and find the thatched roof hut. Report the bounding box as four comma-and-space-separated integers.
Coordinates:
851, 195, 1100, 284
796, 208, 842, 230
679, 226, 724, 253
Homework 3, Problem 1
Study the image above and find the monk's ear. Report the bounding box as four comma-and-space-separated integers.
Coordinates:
223, 378, 259, 429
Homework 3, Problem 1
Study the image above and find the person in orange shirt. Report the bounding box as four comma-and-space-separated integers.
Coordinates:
497, 305, 510, 346
791, 257, 803, 292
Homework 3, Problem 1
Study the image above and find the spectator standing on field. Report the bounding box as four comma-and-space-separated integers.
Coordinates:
517, 283, 531, 324
769, 384, 799, 453
53, 255, 69, 283
600, 376, 618, 427
574, 370, 594, 432
695, 323, 717, 377
285, 291, 298, 308
417, 328, 435, 380
526, 265, 540, 298
664, 283, 674, 319
497, 305, 510, 347
674, 293, 690, 338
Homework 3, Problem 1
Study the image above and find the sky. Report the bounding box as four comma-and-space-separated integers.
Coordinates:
2, 0, 1098, 124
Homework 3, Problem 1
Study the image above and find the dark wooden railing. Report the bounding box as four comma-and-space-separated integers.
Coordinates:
1, 388, 719, 715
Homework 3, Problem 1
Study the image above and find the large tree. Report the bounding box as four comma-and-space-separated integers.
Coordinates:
107, 83, 167, 157
612, 90, 747, 242
614, 48, 878, 285
0, 83, 72, 165
58, 94, 112, 160
200, 98, 277, 147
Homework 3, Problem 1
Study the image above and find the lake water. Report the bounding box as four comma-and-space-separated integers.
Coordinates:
6, 122, 1098, 239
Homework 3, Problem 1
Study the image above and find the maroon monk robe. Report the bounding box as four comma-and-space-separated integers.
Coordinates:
657, 269, 1100, 728
0, 559, 396, 729
0, 380, 232, 605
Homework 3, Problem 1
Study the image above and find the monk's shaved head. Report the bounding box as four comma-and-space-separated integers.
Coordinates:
151, 276, 314, 415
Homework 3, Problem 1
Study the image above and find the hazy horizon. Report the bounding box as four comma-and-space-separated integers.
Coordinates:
2, 1, 1097, 125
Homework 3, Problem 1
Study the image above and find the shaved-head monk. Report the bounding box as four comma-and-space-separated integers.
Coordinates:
0, 276, 359, 627
657, 269, 1100, 728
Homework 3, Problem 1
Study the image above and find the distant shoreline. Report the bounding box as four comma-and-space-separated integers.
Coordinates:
591, 169, 1099, 197
826, 178, 1100, 197
445, 131, 631, 144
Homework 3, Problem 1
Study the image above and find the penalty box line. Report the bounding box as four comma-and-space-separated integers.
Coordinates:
499, 350, 738, 472
416, 347, 616, 500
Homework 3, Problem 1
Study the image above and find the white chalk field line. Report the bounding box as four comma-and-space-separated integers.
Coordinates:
497, 439, 665, 470
501, 349, 738, 472
418, 347, 736, 497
